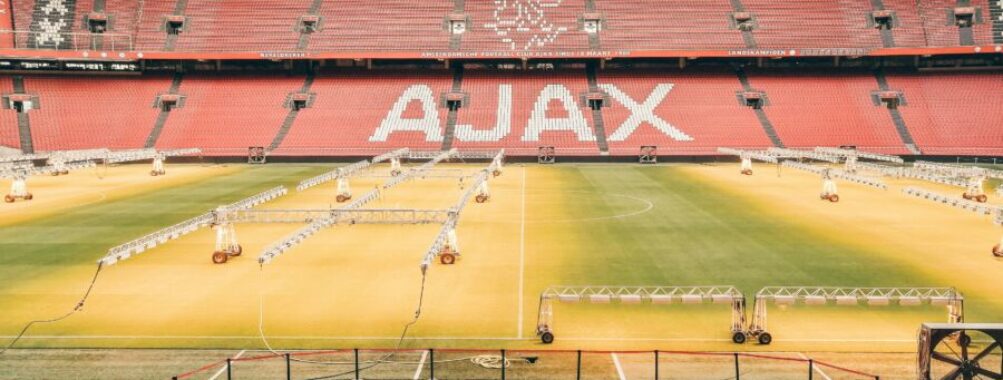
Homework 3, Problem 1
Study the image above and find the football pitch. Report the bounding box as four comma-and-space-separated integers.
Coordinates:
1, 161, 1002, 378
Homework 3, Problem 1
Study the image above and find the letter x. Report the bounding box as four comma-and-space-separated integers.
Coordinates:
599, 84, 694, 142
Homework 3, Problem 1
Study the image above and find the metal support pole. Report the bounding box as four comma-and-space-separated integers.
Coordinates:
808, 359, 813, 380
577, 350, 582, 380
734, 353, 740, 380
226, 358, 232, 380
501, 349, 506, 380
430, 349, 435, 380
286, 353, 291, 380
354, 348, 360, 380
654, 350, 659, 380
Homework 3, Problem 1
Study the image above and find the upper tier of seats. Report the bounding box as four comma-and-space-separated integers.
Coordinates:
1, 68, 1000, 156
4, 0, 1002, 53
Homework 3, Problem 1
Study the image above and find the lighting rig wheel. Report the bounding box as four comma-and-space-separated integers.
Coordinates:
51, 171, 60, 176
741, 169, 752, 176
23, 193, 32, 200
993, 244, 1002, 257
957, 332, 972, 347
231, 245, 243, 256
962, 193, 972, 200
475, 195, 488, 203
819, 193, 827, 201
493, 170, 502, 177
732, 332, 747, 344
4, 195, 13, 203
828, 194, 840, 203
540, 331, 555, 344
757, 332, 772, 345
975, 194, 988, 203
391, 170, 401, 177
336, 195, 348, 203
212, 251, 228, 264
150, 170, 159, 177
61, 170, 69, 175
440, 253, 456, 265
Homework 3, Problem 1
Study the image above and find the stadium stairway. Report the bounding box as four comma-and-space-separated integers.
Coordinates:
873, 69, 921, 154
269, 73, 316, 151
440, 65, 464, 151
11, 76, 33, 154
296, 0, 325, 50
728, 0, 759, 48
734, 68, 783, 148
585, 62, 610, 154
145, 72, 185, 149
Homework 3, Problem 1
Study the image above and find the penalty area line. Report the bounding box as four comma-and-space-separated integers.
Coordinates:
611, 352, 628, 380
208, 349, 245, 380
413, 349, 428, 380
798, 352, 832, 380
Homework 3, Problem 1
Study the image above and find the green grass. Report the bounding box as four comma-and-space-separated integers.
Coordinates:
1, 163, 999, 353
0, 165, 331, 292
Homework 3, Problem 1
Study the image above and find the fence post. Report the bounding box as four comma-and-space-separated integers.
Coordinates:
734, 353, 740, 380
649, 350, 657, 380
808, 359, 813, 380
654, 350, 659, 380
285, 353, 291, 380
354, 349, 360, 380
501, 349, 506, 380
576, 350, 582, 380
430, 349, 435, 380
226, 358, 232, 380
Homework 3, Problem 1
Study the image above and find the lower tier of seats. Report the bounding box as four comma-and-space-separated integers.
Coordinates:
1, 69, 1000, 156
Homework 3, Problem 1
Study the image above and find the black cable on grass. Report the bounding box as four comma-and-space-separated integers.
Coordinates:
258, 263, 430, 375
0, 263, 104, 354
301, 269, 429, 380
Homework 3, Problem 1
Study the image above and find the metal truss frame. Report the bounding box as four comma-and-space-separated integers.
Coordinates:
535, 285, 747, 343
902, 187, 1002, 216
226, 208, 451, 224
296, 148, 410, 191
749, 286, 964, 337
813, 147, 904, 164
914, 161, 1003, 180
767, 147, 841, 163
98, 186, 287, 266
716, 147, 779, 163
782, 161, 888, 189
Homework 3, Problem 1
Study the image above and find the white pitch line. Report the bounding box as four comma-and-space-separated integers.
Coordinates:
413, 350, 428, 380
208, 349, 245, 380
517, 166, 526, 339
798, 352, 831, 380
611, 353, 628, 380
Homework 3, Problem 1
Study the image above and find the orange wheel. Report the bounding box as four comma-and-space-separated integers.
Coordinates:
976, 194, 988, 203
962, 193, 972, 200
829, 194, 840, 203
493, 170, 502, 177
440, 253, 456, 265
475, 195, 488, 203
212, 251, 228, 264
150, 170, 159, 176
23, 193, 32, 200
231, 245, 242, 256
993, 244, 1002, 257
4, 195, 13, 203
